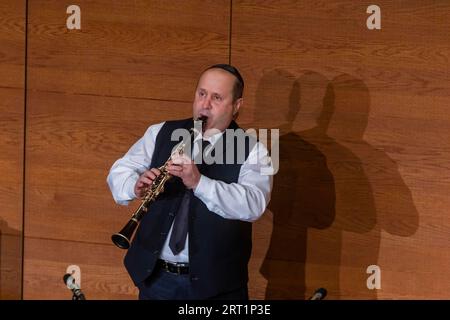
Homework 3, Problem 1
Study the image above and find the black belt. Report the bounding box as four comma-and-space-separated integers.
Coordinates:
157, 259, 189, 275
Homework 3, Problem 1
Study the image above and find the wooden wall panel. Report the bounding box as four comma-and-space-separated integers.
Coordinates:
12, 0, 448, 300
0, 1, 25, 299
24, 0, 229, 299
24, 238, 137, 299
232, 1, 450, 299
27, 0, 230, 101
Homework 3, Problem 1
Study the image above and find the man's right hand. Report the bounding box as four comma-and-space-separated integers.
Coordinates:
134, 168, 161, 199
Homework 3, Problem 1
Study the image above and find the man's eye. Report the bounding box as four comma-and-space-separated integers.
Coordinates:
213, 95, 222, 101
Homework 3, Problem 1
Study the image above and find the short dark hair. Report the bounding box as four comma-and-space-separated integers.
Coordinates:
204, 64, 244, 102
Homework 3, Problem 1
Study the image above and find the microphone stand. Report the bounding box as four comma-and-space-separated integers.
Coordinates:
71, 290, 86, 300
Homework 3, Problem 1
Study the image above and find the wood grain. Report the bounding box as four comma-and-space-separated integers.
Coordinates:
233, 0, 450, 299
0, 1, 25, 89
27, 0, 230, 102
23, 237, 137, 299
9, 0, 450, 299
0, 0, 25, 300
233, 0, 450, 126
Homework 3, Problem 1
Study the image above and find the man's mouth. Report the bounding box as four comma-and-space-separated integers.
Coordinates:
198, 111, 210, 118
196, 114, 208, 131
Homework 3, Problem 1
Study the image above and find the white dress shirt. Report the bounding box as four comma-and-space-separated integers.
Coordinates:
107, 121, 273, 263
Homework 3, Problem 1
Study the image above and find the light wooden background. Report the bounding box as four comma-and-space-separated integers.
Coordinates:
0, 0, 449, 299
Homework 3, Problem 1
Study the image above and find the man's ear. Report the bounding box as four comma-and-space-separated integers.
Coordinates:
233, 98, 243, 116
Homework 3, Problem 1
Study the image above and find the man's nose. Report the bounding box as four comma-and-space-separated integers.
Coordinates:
201, 95, 212, 109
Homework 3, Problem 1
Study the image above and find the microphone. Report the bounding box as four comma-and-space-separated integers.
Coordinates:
309, 287, 327, 300
63, 273, 86, 300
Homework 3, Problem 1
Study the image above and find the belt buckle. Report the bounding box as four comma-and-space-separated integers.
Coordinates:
162, 260, 187, 275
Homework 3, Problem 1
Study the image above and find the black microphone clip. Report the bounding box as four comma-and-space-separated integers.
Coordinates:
309, 287, 327, 300
63, 273, 86, 300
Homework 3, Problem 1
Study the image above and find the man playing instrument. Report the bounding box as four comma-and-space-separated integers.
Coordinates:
107, 64, 273, 300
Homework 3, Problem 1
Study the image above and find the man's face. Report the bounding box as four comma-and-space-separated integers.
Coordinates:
193, 68, 242, 133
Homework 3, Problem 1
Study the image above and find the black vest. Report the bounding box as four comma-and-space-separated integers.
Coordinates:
124, 118, 255, 298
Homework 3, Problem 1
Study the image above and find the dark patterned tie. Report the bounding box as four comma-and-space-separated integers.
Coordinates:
169, 139, 211, 255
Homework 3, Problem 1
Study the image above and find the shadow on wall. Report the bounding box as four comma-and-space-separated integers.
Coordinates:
0, 218, 22, 299
254, 69, 419, 299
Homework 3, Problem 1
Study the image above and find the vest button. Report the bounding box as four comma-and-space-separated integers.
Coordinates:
146, 269, 152, 273
168, 212, 174, 216
153, 250, 159, 255
191, 276, 199, 281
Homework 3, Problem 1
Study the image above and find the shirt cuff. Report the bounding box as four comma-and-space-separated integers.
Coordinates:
193, 174, 212, 199
120, 174, 139, 204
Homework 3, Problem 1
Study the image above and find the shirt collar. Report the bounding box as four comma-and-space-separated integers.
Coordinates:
193, 129, 224, 146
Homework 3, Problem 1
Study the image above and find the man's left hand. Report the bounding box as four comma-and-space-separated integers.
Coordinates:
167, 154, 201, 190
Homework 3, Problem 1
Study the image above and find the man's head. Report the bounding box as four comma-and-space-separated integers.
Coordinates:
193, 64, 244, 133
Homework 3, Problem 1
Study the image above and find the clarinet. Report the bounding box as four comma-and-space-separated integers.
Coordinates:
111, 116, 206, 249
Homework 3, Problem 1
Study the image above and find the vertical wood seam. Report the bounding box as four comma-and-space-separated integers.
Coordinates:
21, 0, 29, 300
